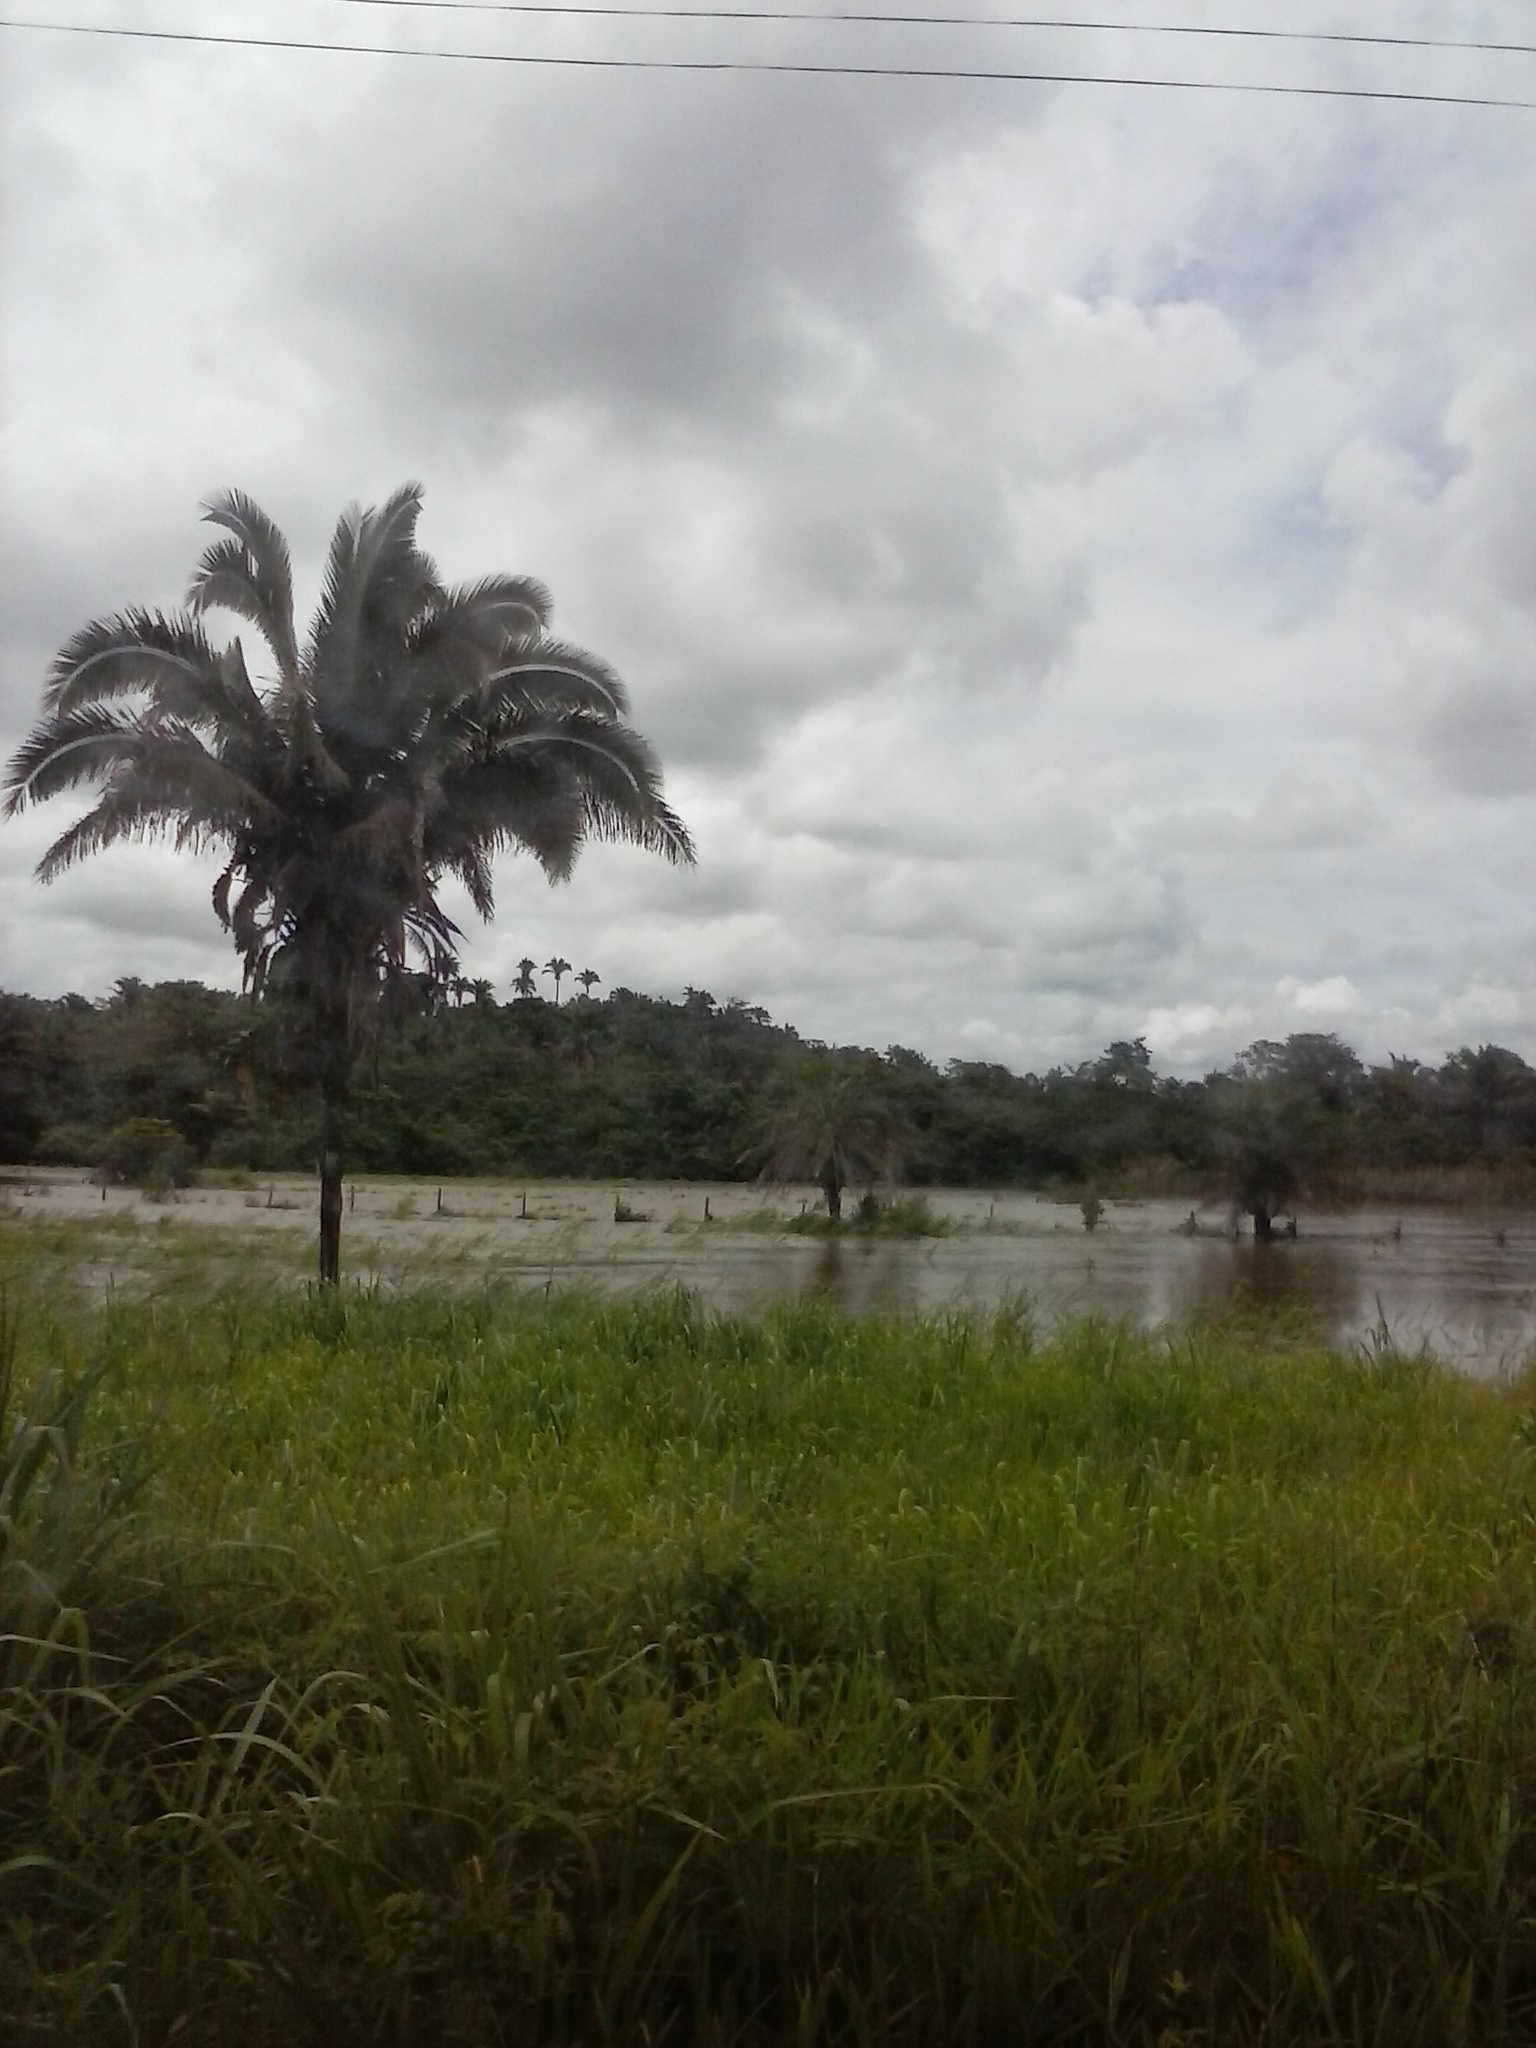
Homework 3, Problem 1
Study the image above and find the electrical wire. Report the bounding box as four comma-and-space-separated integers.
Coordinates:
338, 0, 1536, 62
1, 14, 1532, 108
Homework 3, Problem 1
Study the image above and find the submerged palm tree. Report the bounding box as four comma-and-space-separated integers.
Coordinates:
512, 957, 539, 999
754, 1057, 901, 1220
575, 968, 601, 999
3, 484, 693, 1281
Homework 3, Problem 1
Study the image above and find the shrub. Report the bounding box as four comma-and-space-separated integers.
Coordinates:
32, 1121, 106, 1167
101, 1116, 193, 1190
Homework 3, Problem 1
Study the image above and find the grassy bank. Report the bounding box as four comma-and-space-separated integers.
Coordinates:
4, 1258, 1536, 2043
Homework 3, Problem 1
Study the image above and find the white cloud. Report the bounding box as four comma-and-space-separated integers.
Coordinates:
3, 13, 1535, 1077
1141, 1002, 1253, 1069
1434, 979, 1534, 1041
1277, 975, 1365, 1017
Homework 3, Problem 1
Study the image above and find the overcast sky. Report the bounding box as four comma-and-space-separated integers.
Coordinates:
2, 2, 1534, 1075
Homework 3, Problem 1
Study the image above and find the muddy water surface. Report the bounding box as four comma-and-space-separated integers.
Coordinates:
6, 1175, 1534, 1379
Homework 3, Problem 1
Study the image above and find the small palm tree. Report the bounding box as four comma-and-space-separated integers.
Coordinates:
512, 957, 539, 999
754, 1057, 900, 1220
544, 956, 572, 1004
3, 484, 693, 1281
575, 968, 601, 999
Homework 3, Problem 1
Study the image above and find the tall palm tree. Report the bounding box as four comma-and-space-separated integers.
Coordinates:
543, 956, 572, 1004
575, 968, 601, 999
512, 957, 539, 1000
3, 484, 693, 1281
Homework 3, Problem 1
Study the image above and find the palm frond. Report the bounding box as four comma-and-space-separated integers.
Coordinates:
126, 721, 280, 812
31, 792, 147, 880
229, 874, 275, 961
27, 723, 282, 862
483, 642, 631, 722
356, 484, 431, 616
305, 499, 366, 718
191, 490, 300, 680
446, 839, 496, 920
426, 752, 587, 882
42, 610, 225, 717
480, 711, 696, 866
216, 639, 272, 728
331, 795, 423, 866
753, 1061, 899, 1187
413, 575, 551, 659
280, 691, 353, 796
401, 896, 462, 981
392, 579, 560, 744
211, 860, 236, 929
585, 784, 696, 865
3, 704, 143, 813
308, 485, 434, 740
31, 778, 241, 882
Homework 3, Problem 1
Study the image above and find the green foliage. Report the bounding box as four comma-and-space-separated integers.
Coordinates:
751, 1051, 902, 1214
784, 1192, 953, 1237
0, 1292, 139, 1683
4, 981, 1536, 1201
4, 1266, 1536, 2042
100, 1115, 193, 1191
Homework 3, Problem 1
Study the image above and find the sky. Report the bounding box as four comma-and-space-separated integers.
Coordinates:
2, 1, 1534, 1077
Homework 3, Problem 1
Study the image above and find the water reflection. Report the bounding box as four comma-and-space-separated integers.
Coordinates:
628, 1197, 1536, 1379
1183, 1239, 1361, 1328
804, 1236, 917, 1314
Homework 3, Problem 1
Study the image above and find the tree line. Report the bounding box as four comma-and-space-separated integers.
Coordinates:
4, 975, 1535, 1206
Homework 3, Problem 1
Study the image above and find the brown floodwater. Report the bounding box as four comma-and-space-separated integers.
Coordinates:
603, 1194, 1536, 1381
6, 1175, 1534, 1379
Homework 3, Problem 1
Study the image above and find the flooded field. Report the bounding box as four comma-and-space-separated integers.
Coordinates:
5, 1170, 1535, 1379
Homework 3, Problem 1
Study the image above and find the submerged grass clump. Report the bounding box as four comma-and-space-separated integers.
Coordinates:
3, 1251, 1536, 2043
781, 1192, 954, 1237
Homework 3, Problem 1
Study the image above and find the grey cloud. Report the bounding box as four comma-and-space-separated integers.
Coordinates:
1160, 785, 1378, 858
5, 24, 1536, 1078
1424, 681, 1536, 798
266, 69, 960, 420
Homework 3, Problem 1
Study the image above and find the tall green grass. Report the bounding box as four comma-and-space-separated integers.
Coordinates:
2, 1249, 1535, 2042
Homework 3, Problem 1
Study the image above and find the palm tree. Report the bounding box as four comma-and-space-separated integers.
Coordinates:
575, 968, 601, 999
3, 484, 693, 1281
544, 956, 572, 1004
753, 1057, 901, 1220
511, 957, 539, 1000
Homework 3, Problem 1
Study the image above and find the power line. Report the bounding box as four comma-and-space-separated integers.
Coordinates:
340, 0, 1536, 61
2, 15, 1533, 107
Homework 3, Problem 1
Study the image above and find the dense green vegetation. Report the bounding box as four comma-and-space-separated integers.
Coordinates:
4, 1230, 1536, 2043
4, 976, 1536, 1201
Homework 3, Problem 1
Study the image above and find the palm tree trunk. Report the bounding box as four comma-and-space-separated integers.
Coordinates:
319, 1085, 344, 1285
